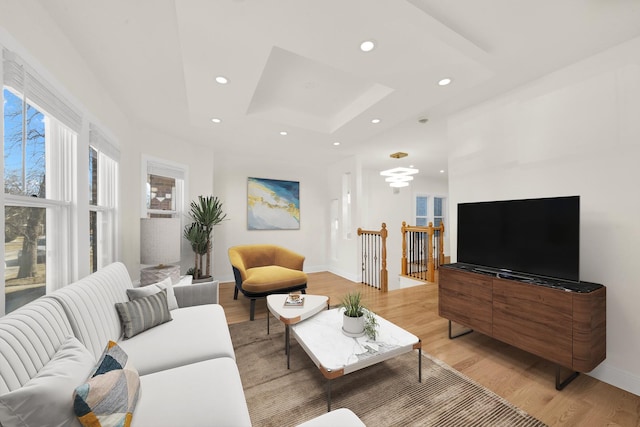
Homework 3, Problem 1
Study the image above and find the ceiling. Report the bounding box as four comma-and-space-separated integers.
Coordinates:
37, 0, 640, 178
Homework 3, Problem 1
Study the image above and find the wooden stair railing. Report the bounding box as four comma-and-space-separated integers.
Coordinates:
357, 223, 388, 292
401, 221, 445, 283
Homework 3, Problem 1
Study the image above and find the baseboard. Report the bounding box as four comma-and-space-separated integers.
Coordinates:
304, 264, 329, 274
588, 362, 640, 396
327, 267, 359, 283
215, 273, 235, 284
397, 275, 428, 290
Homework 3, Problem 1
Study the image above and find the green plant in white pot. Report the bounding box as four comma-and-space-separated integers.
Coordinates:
340, 291, 378, 339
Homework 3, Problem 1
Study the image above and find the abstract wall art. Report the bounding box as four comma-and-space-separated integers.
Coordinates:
247, 177, 300, 230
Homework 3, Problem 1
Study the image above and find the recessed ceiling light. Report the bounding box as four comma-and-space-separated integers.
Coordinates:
215, 76, 229, 84
440, 169, 445, 173
211, 118, 221, 123
360, 40, 375, 52
280, 131, 288, 136
438, 78, 452, 86
333, 142, 340, 146
371, 118, 381, 124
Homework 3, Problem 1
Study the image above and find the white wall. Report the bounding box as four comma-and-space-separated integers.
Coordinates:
213, 152, 329, 283
0, 1, 218, 279
213, 150, 450, 288
362, 170, 449, 288
447, 36, 640, 395
326, 156, 362, 281
133, 128, 215, 279
0, 1, 132, 277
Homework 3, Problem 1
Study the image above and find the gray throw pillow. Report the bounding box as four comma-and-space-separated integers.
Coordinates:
127, 277, 179, 310
115, 290, 172, 339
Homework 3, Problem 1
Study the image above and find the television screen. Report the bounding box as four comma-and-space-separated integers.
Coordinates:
457, 196, 580, 282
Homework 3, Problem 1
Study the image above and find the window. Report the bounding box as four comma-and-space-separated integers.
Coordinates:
3, 48, 79, 313
416, 196, 428, 226
3, 83, 77, 313
415, 195, 446, 234
2, 47, 120, 314
3, 85, 48, 311
89, 125, 119, 273
148, 174, 176, 218
142, 156, 185, 219
434, 196, 445, 236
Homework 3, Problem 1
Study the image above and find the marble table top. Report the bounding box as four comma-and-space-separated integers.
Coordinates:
291, 308, 420, 377
267, 294, 329, 325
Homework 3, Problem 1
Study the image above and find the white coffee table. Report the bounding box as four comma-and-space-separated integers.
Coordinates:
267, 294, 329, 368
291, 308, 421, 411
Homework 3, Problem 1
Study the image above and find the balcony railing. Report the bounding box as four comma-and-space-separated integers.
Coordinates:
357, 223, 388, 292
401, 221, 445, 283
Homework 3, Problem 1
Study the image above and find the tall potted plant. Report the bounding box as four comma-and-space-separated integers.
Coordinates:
184, 195, 227, 281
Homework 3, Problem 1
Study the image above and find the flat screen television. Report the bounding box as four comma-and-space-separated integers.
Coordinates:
457, 196, 580, 283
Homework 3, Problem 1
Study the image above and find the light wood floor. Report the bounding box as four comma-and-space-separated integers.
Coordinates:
221, 272, 640, 427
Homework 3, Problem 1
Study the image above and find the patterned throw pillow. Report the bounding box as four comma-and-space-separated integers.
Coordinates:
73, 341, 140, 427
115, 289, 172, 338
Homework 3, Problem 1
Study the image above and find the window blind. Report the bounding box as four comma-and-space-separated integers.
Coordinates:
147, 161, 185, 180
90, 123, 120, 161
2, 48, 82, 131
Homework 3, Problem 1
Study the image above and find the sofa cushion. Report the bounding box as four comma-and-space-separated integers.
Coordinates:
115, 291, 172, 339
116, 304, 235, 376
0, 336, 94, 427
133, 358, 251, 427
173, 280, 219, 306
50, 262, 133, 360
127, 277, 178, 311
73, 341, 140, 427
0, 297, 75, 395
243, 265, 308, 293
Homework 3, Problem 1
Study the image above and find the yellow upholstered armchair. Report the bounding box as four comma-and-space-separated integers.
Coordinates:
228, 244, 308, 320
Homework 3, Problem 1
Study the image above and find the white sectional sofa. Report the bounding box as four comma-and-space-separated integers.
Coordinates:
0, 262, 250, 426
0, 262, 364, 427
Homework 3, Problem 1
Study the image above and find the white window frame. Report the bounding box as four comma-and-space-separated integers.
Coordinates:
141, 155, 187, 219
2, 89, 77, 306
1, 45, 120, 314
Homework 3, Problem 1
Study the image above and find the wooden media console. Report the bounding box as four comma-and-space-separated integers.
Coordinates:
438, 263, 606, 390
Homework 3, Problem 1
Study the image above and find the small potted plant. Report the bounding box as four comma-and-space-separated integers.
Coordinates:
340, 291, 365, 336
340, 291, 378, 339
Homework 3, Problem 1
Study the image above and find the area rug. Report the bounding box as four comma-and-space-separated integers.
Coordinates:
229, 319, 547, 427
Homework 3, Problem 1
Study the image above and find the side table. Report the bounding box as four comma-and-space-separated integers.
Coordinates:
267, 294, 329, 369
